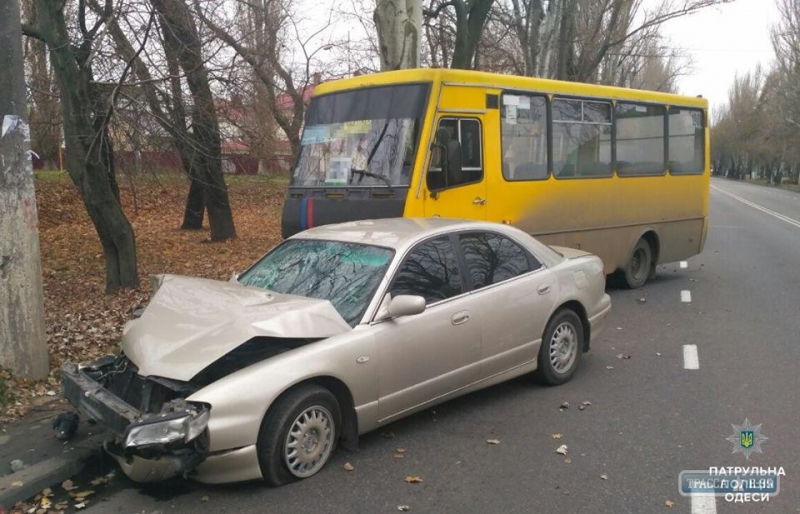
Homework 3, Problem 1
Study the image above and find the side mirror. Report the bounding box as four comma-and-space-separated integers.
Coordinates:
376, 294, 426, 321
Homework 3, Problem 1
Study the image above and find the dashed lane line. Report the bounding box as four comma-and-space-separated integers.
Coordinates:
691, 493, 718, 514
683, 345, 700, 370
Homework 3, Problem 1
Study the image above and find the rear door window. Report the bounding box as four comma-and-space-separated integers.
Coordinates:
458, 232, 539, 290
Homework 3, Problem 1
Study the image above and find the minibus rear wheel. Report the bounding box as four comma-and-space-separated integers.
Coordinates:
623, 238, 652, 289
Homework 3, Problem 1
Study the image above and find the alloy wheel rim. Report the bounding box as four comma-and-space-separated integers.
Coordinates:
549, 321, 578, 374
284, 405, 335, 478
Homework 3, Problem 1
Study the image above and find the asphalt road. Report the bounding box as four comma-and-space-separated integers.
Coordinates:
78, 177, 800, 514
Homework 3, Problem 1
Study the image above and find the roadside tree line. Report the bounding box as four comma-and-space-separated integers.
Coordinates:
711, 0, 800, 185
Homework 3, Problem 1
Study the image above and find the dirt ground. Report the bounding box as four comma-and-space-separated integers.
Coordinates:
2, 171, 288, 422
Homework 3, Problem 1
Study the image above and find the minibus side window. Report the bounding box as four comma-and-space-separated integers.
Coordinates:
552, 99, 612, 178
501, 94, 548, 181
616, 102, 666, 176
668, 108, 705, 175
428, 118, 483, 191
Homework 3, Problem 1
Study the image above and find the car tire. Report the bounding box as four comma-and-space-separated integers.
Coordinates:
623, 238, 652, 289
256, 384, 341, 486
535, 309, 584, 386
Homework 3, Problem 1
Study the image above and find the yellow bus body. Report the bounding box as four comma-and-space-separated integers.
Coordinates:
289, 69, 710, 281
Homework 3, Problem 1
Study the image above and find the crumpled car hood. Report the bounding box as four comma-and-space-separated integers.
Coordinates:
122, 275, 351, 381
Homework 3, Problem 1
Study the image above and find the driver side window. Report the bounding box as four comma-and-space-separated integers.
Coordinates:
389, 236, 463, 305
427, 118, 483, 191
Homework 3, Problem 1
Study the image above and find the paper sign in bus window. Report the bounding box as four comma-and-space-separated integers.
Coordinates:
326, 157, 351, 185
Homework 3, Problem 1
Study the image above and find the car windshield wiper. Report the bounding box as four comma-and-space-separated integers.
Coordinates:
350, 168, 392, 188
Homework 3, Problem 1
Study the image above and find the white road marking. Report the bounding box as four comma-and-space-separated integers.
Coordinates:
680, 261, 688, 269
691, 493, 717, 514
681, 290, 692, 303
683, 345, 700, 370
712, 185, 800, 229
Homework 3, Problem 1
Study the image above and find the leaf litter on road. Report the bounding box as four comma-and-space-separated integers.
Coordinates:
555, 445, 568, 455
404, 476, 423, 484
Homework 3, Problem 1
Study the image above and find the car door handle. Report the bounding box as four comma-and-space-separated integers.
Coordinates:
473, 197, 486, 205
451, 311, 470, 325
537, 284, 551, 295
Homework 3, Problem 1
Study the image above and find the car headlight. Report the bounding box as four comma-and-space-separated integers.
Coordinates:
124, 409, 210, 449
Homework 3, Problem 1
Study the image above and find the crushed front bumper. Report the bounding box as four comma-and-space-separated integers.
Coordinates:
62, 358, 209, 482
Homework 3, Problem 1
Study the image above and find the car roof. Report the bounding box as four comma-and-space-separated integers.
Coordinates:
290, 218, 565, 267
291, 218, 484, 249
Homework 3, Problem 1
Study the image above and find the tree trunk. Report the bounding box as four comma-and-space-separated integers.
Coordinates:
0, 0, 49, 379
374, 0, 422, 70
153, 0, 235, 241
35, 0, 138, 292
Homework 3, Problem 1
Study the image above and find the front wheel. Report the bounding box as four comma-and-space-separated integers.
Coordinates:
256, 385, 340, 486
535, 309, 584, 386
623, 238, 653, 289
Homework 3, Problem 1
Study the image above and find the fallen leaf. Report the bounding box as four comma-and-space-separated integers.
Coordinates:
551, 433, 563, 439
564, 458, 572, 463
71, 491, 95, 500
200, 496, 209, 502
61, 480, 76, 491
555, 444, 568, 455
559, 401, 569, 410
41, 488, 53, 497
40, 498, 52, 509
55, 502, 69, 510
89, 477, 106, 487
393, 453, 405, 459
344, 462, 354, 471
486, 439, 500, 445
600, 474, 608, 480
74, 503, 86, 510
665, 500, 675, 508
582, 401, 592, 406
397, 506, 410, 512
395, 448, 407, 453
35, 509, 47, 514
11, 481, 23, 488
656, 352, 662, 356
404, 475, 423, 484
606, 366, 614, 370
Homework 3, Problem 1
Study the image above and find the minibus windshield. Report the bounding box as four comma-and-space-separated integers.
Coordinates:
291, 83, 429, 187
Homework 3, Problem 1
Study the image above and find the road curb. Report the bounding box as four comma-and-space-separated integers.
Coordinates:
0, 433, 108, 509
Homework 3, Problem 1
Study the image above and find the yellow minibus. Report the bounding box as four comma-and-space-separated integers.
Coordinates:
281, 68, 709, 288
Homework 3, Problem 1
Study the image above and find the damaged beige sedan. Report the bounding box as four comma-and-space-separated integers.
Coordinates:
62, 218, 611, 485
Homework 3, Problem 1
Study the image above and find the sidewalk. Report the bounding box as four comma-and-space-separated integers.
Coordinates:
0, 400, 108, 510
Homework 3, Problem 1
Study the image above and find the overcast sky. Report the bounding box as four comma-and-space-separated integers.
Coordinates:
656, 0, 781, 112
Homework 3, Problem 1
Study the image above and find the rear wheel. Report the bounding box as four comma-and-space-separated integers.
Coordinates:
623, 238, 653, 289
535, 309, 584, 386
256, 385, 340, 486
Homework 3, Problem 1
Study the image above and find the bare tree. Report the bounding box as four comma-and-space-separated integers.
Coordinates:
193, 0, 337, 158
424, 0, 495, 69
494, 0, 730, 81
23, 0, 139, 293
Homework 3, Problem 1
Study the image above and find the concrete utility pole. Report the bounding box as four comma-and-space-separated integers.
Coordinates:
0, 0, 49, 378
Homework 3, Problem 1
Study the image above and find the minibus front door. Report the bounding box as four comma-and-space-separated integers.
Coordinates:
423, 116, 488, 221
